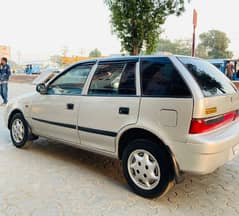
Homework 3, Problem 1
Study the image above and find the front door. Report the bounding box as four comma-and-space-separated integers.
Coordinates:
30, 62, 94, 144
78, 59, 140, 152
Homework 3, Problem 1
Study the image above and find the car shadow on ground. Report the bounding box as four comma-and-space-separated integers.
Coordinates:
29, 138, 126, 184
25, 138, 239, 207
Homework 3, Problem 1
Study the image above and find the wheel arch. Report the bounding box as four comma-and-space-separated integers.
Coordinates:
7, 109, 24, 129
117, 127, 184, 183
117, 128, 167, 159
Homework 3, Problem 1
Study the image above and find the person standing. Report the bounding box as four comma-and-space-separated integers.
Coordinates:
0, 57, 11, 105
226, 61, 234, 80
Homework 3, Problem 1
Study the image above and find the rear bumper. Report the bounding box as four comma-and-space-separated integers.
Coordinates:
175, 120, 239, 175
180, 145, 238, 175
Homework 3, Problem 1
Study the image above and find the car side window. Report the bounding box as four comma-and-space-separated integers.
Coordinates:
88, 61, 136, 96
47, 64, 93, 95
141, 57, 191, 97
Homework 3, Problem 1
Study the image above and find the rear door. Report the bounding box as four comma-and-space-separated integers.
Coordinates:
138, 57, 194, 143
78, 59, 140, 152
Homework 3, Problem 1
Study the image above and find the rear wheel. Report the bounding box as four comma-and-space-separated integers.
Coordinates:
122, 139, 174, 198
10, 113, 32, 148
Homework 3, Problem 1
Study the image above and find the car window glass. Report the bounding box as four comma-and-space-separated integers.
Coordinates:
48, 64, 93, 95
141, 57, 191, 97
178, 57, 236, 97
88, 62, 136, 96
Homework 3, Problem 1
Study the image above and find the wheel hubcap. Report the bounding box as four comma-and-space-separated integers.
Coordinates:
128, 149, 160, 190
12, 119, 25, 143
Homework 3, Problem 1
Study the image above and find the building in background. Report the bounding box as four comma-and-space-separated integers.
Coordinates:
0, 45, 11, 59
61, 56, 107, 65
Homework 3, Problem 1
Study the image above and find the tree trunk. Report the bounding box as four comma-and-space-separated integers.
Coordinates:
132, 46, 139, 55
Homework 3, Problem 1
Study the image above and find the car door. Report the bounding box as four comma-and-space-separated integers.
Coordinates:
30, 62, 95, 145
78, 59, 140, 152
138, 57, 194, 145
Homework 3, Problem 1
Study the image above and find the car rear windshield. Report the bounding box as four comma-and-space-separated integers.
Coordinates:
178, 57, 237, 97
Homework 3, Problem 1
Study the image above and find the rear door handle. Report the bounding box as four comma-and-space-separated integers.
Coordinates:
119, 107, 129, 115
67, 103, 74, 110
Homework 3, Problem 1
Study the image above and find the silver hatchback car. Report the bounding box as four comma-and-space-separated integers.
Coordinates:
4, 55, 239, 198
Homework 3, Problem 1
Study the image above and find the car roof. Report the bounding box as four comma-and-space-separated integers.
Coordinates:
76, 54, 172, 64
72, 54, 201, 66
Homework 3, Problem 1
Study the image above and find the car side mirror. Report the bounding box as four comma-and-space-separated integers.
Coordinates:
36, 83, 47, 94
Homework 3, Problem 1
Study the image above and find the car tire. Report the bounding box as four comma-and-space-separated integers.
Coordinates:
9, 113, 32, 148
122, 139, 174, 198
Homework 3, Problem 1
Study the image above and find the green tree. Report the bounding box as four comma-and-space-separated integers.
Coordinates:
105, 0, 189, 55
196, 44, 208, 59
197, 30, 233, 59
158, 38, 191, 55
89, 48, 102, 57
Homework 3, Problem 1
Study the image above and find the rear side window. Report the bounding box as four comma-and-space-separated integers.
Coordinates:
141, 57, 191, 97
88, 61, 136, 96
178, 57, 236, 97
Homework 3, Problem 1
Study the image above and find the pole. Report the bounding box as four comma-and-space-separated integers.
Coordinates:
192, 26, 196, 57
192, 9, 198, 57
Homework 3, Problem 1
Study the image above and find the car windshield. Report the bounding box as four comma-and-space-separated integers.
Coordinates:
178, 57, 237, 97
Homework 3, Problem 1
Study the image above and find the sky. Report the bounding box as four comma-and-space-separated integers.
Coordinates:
0, 0, 238, 62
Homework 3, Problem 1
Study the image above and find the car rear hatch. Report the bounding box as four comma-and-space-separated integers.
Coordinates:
178, 57, 239, 134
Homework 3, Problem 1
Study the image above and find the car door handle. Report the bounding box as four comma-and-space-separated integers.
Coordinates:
67, 103, 74, 110
119, 107, 129, 115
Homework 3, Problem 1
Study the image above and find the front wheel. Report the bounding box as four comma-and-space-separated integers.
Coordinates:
10, 113, 32, 148
122, 139, 174, 198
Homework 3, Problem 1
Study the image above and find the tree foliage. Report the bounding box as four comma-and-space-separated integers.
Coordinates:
105, 0, 189, 55
89, 48, 102, 57
197, 30, 233, 59
158, 38, 191, 55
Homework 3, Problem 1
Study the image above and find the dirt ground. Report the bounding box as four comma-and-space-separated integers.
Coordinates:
0, 82, 239, 216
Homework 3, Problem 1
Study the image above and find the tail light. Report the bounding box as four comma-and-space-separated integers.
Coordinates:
189, 111, 238, 134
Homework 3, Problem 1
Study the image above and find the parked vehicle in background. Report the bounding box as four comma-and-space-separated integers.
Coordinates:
208, 59, 239, 80
4, 55, 239, 198
32, 67, 61, 85
25, 64, 41, 75
32, 72, 57, 85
